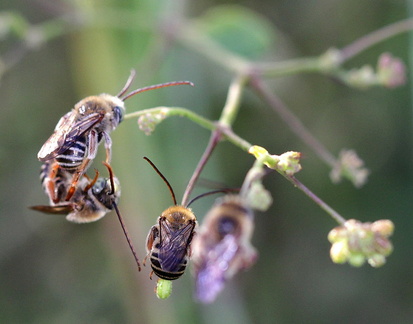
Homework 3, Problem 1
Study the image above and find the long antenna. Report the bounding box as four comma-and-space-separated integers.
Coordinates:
143, 157, 177, 205
186, 188, 239, 207
116, 69, 137, 98
112, 202, 141, 271
121, 81, 194, 101
102, 161, 141, 271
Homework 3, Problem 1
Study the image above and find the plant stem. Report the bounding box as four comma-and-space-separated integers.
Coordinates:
339, 18, 413, 62
218, 74, 250, 126
124, 107, 215, 131
250, 75, 337, 167
181, 130, 222, 207
287, 176, 346, 225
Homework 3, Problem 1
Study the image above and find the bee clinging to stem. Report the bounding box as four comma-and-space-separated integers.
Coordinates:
37, 70, 194, 201
31, 162, 141, 271
191, 194, 257, 303
143, 157, 198, 281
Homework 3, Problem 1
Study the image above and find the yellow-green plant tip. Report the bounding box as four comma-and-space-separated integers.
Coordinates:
156, 279, 173, 299
248, 145, 268, 159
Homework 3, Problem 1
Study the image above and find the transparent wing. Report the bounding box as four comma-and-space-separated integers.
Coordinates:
30, 204, 73, 214
158, 221, 195, 272
195, 235, 238, 303
37, 111, 104, 161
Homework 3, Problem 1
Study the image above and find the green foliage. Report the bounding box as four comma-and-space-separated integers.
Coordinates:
197, 5, 276, 59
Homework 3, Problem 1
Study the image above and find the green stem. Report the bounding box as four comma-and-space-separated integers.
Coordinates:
254, 56, 324, 77
287, 175, 346, 225
218, 74, 250, 126
124, 107, 215, 131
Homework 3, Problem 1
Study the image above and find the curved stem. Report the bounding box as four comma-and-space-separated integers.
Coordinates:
250, 75, 337, 167
181, 130, 222, 206
287, 176, 346, 225
339, 18, 413, 62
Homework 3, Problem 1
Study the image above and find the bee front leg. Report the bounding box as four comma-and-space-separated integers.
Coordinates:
102, 132, 112, 164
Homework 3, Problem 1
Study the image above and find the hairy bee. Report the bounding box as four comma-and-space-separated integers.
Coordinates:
144, 157, 197, 281
192, 195, 257, 303
31, 162, 141, 270
31, 164, 120, 223
38, 70, 193, 201
39, 159, 71, 205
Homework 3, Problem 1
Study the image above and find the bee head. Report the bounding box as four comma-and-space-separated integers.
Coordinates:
92, 176, 121, 209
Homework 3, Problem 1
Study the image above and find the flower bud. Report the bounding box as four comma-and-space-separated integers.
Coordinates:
156, 279, 173, 299
137, 110, 167, 135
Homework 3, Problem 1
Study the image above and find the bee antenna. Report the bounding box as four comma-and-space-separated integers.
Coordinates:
112, 201, 141, 271
116, 69, 137, 98
143, 157, 177, 205
186, 188, 239, 207
121, 80, 194, 101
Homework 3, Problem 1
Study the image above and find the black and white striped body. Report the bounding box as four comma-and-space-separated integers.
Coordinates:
146, 206, 197, 280
54, 135, 88, 172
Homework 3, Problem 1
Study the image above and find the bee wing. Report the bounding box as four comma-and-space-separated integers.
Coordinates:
38, 112, 76, 161
158, 221, 195, 272
30, 204, 74, 214
195, 235, 238, 303
37, 111, 104, 161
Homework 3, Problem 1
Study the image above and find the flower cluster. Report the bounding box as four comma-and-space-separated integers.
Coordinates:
328, 219, 394, 267
330, 149, 370, 188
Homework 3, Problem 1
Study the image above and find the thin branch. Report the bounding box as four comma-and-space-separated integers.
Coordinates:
250, 75, 337, 167
181, 130, 222, 206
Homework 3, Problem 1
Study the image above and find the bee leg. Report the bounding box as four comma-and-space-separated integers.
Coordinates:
149, 270, 154, 280
46, 162, 60, 204
65, 130, 98, 201
83, 169, 99, 192
65, 158, 92, 201
102, 132, 112, 164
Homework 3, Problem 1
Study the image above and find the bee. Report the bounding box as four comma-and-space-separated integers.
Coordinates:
38, 159, 71, 205
31, 162, 141, 270
191, 195, 257, 303
37, 70, 194, 201
144, 157, 197, 281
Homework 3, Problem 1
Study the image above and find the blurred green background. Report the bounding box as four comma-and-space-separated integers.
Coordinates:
0, 0, 412, 323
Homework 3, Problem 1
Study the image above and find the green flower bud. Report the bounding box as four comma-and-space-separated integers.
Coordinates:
330, 241, 348, 264
156, 279, 173, 299
348, 253, 366, 267
367, 254, 386, 268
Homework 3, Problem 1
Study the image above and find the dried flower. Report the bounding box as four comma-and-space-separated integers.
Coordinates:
330, 149, 369, 188
377, 53, 406, 88
137, 110, 167, 135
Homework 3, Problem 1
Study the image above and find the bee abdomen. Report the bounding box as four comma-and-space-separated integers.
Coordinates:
150, 252, 187, 280
55, 139, 87, 170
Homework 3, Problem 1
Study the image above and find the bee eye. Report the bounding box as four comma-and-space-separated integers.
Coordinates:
92, 178, 106, 196
113, 106, 123, 124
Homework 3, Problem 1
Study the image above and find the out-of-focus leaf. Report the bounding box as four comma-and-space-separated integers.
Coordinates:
197, 5, 277, 59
